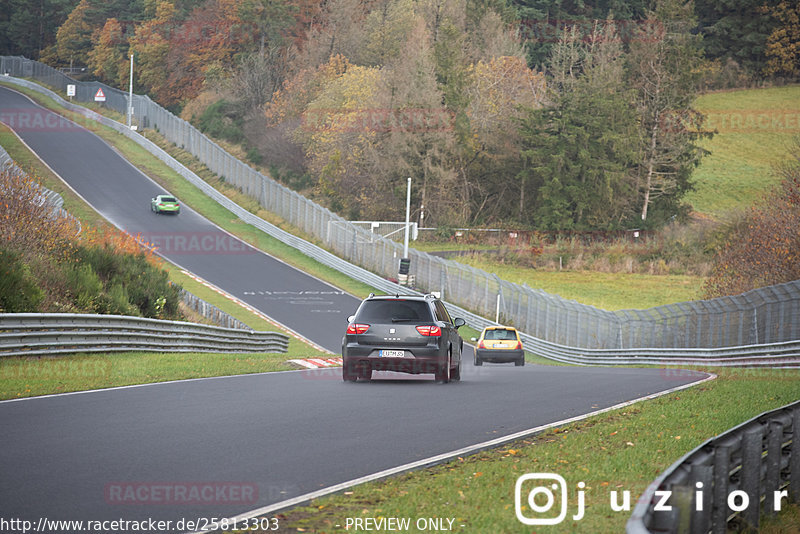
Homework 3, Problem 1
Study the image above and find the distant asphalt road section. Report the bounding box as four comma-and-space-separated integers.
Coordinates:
0, 84, 713, 533
0, 85, 360, 353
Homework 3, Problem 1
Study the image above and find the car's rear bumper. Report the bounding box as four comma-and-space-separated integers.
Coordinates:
475, 348, 524, 362
343, 345, 447, 374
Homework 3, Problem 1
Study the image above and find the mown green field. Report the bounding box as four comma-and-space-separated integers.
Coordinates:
452, 257, 703, 310
687, 85, 800, 220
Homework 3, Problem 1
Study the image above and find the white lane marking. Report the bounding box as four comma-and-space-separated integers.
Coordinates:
179, 270, 332, 355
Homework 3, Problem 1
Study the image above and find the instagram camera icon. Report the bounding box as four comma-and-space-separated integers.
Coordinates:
515, 473, 568, 525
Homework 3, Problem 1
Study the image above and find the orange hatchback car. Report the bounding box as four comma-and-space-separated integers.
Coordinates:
472, 326, 525, 366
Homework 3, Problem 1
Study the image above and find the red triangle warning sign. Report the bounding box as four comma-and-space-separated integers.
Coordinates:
94, 88, 106, 102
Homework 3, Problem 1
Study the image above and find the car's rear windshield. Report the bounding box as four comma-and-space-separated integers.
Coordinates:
161, 196, 177, 202
485, 329, 517, 340
356, 299, 434, 323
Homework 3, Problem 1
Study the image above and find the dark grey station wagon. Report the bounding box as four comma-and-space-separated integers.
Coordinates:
341, 294, 466, 383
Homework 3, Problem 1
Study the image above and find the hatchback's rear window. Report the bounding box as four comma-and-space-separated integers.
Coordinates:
356, 300, 434, 323
161, 196, 177, 202
485, 329, 516, 340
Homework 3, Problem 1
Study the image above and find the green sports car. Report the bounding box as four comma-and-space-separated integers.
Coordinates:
151, 194, 180, 214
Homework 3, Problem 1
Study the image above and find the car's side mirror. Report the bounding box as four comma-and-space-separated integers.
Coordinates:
347, 315, 355, 323
470, 337, 477, 342
454, 318, 466, 328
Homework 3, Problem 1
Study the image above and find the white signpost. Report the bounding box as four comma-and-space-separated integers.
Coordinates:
94, 88, 106, 102
66, 84, 75, 100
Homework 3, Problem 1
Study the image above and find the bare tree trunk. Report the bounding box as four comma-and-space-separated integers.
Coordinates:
641, 117, 659, 221
461, 165, 470, 224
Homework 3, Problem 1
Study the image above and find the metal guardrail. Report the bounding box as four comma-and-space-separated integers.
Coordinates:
516, 337, 800, 367
0, 313, 289, 356
180, 290, 250, 331
2, 68, 799, 367
628, 400, 800, 533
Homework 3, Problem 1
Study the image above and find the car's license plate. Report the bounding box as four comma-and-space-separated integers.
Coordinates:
495, 343, 508, 348
380, 350, 405, 358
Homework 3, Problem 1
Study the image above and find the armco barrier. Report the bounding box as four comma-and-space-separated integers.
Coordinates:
628, 400, 800, 533
0, 313, 289, 356
180, 290, 250, 330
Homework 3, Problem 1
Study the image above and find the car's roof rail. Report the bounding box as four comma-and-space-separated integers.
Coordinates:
365, 293, 430, 299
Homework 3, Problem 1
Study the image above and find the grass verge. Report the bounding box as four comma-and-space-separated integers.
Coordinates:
0, 351, 297, 401
251, 368, 800, 533
688, 85, 800, 220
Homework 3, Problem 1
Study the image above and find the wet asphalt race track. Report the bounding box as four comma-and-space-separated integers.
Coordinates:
0, 85, 711, 530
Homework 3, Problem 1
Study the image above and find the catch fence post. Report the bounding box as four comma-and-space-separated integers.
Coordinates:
740, 427, 763, 530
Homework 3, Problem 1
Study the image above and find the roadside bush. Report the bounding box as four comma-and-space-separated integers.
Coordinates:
75, 243, 182, 319
194, 99, 245, 145
246, 146, 263, 165
704, 142, 800, 297
0, 248, 43, 312
0, 169, 76, 259
1, 165, 184, 319
95, 283, 137, 316
65, 263, 103, 311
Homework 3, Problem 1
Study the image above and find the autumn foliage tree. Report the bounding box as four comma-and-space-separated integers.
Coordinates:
762, 0, 800, 78
87, 17, 128, 86
54, 0, 94, 66
704, 141, 800, 297
466, 55, 545, 222
128, 0, 255, 106
265, 0, 541, 226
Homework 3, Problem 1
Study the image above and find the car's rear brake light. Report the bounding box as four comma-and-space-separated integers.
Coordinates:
477, 340, 485, 349
516, 341, 522, 350
347, 323, 370, 335
416, 325, 441, 336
